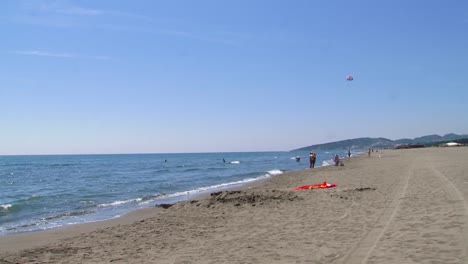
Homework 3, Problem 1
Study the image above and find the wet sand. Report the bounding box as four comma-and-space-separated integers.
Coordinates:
1, 147, 468, 263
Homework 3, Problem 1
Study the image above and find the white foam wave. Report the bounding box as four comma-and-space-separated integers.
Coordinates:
98, 198, 142, 208
140, 171, 280, 204
100, 169, 284, 208
230, 161, 240, 164
0, 204, 12, 210
322, 160, 332, 166
266, 169, 283, 176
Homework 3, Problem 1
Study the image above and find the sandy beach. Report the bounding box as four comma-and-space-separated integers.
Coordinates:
1, 147, 468, 263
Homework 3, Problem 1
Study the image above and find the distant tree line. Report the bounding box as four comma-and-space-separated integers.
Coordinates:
393, 144, 425, 149
424, 138, 468, 147
393, 138, 468, 149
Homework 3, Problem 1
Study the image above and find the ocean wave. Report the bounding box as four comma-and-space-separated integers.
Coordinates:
206, 167, 228, 171
140, 194, 163, 201
5, 222, 38, 231
97, 193, 165, 208
266, 169, 283, 176
21, 195, 42, 202
1, 163, 36, 167
98, 198, 143, 208
141, 170, 282, 204
48, 163, 74, 167
42, 210, 96, 221
183, 168, 201, 172
155, 169, 170, 173
0, 204, 13, 210
78, 200, 97, 209
230, 161, 240, 164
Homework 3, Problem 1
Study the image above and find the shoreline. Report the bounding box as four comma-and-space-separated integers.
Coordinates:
1, 151, 341, 238
3, 147, 467, 263
0, 153, 357, 253
0, 152, 344, 238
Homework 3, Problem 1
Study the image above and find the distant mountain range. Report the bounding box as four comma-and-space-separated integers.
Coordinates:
292, 133, 468, 151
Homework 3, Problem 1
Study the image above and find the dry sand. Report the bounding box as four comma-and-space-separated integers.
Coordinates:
1, 147, 468, 263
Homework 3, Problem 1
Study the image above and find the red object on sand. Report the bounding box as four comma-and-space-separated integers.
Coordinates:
293, 181, 337, 191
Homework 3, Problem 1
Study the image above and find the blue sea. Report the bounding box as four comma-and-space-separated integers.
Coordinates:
0, 150, 351, 236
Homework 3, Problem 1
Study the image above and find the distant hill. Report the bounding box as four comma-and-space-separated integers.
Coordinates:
292, 133, 468, 151
412, 134, 443, 143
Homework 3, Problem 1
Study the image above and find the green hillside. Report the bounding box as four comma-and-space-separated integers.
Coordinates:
292, 133, 468, 151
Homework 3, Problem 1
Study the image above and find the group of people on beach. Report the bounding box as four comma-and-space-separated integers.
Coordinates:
308, 150, 352, 168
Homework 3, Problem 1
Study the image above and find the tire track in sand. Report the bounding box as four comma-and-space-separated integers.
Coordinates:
342, 162, 413, 264
431, 166, 468, 262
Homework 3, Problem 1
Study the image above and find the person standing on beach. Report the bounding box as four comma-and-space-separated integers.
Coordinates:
348, 150, 351, 159
368, 148, 371, 157
334, 154, 340, 166
309, 152, 316, 168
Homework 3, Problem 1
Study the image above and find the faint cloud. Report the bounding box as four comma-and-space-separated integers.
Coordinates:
31, 0, 152, 21
11, 50, 113, 60
12, 0, 152, 28
52, 6, 153, 22
53, 6, 103, 16
97, 24, 240, 46
12, 1, 241, 46
12, 14, 78, 28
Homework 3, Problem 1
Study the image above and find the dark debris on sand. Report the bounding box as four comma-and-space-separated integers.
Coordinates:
172, 189, 301, 209
330, 187, 377, 200
156, 203, 174, 209
207, 190, 301, 207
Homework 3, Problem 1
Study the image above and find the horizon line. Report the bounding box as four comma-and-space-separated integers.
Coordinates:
0, 150, 290, 157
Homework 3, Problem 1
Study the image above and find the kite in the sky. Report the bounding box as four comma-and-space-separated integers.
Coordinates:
346, 75, 354, 81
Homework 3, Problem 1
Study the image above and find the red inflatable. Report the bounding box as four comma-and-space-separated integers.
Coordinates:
293, 181, 336, 191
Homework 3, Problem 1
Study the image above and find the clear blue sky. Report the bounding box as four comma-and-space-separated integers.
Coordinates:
1, 0, 467, 155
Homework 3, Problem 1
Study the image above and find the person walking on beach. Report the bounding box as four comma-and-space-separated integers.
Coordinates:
309, 152, 316, 168
368, 148, 371, 157
334, 154, 340, 166
348, 150, 351, 159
